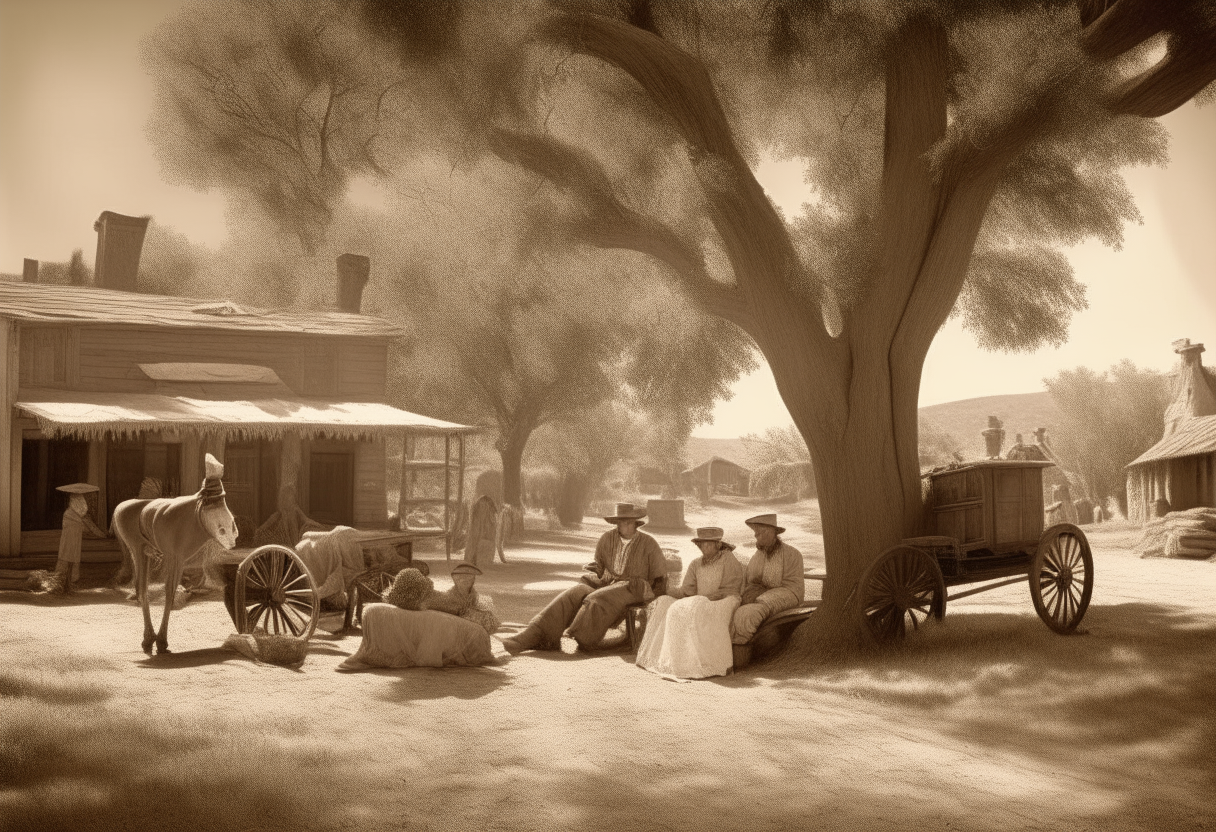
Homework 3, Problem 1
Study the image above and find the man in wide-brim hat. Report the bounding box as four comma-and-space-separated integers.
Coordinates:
501, 503, 667, 654
731, 514, 805, 645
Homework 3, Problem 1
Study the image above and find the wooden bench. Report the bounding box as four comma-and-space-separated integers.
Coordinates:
625, 571, 827, 666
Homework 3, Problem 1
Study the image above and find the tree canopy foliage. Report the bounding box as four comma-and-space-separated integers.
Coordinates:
1044, 359, 1173, 513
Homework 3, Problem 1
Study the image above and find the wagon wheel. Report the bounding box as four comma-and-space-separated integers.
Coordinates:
856, 545, 946, 643
1030, 524, 1093, 634
234, 545, 319, 640
353, 569, 396, 626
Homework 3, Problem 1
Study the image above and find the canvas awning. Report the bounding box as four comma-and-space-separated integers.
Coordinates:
1128, 414, 1216, 467
15, 389, 476, 441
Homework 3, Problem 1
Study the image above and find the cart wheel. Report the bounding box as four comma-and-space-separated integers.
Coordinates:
234, 545, 319, 639
1031, 524, 1093, 634
353, 569, 396, 625
857, 545, 946, 643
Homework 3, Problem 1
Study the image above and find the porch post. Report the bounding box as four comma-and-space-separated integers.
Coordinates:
0, 319, 17, 555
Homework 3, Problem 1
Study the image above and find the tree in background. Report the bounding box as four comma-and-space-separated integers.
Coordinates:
918, 420, 965, 471
1045, 360, 1172, 516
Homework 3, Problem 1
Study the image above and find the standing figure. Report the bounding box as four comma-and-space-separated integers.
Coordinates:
502, 503, 667, 654
636, 527, 745, 680
53, 483, 107, 593
731, 514, 805, 646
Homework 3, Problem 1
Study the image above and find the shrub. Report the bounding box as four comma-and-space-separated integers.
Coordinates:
750, 462, 816, 501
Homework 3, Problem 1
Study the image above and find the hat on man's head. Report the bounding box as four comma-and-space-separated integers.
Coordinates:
604, 503, 647, 526
56, 483, 99, 494
745, 513, 786, 535
690, 527, 735, 550
451, 563, 482, 577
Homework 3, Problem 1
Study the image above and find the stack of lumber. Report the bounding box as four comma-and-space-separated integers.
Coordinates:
1137, 507, 1216, 560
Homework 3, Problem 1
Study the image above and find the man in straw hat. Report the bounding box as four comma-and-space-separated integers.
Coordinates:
731, 514, 805, 645
501, 503, 667, 654
426, 562, 500, 634
53, 483, 107, 593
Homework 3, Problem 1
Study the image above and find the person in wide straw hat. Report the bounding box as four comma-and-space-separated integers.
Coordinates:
501, 503, 667, 655
635, 527, 746, 680
730, 514, 805, 645
52, 483, 107, 593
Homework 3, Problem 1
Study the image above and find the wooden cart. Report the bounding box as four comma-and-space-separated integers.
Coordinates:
854, 459, 1094, 642
215, 533, 426, 640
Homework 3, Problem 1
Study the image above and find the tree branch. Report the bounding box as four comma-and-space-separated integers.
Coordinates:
488, 127, 752, 327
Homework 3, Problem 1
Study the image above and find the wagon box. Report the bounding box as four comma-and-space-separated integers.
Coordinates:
927, 459, 1055, 560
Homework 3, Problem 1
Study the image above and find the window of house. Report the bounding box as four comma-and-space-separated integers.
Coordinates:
19, 327, 70, 387
20, 439, 91, 530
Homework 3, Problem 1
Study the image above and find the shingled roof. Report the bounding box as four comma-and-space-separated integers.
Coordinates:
0, 280, 403, 338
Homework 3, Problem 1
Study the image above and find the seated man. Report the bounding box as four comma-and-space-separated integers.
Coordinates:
502, 503, 667, 654
731, 514, 804, 645
426, 562, 501, 634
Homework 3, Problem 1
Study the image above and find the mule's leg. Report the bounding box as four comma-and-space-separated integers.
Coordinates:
134, 543, 156, 654
155, 559, 187, 654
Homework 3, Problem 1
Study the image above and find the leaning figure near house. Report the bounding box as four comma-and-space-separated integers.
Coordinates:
636, 527, 745, 680
53, 483, 108, 593
502, 504, 668, 654
731, 514, 805, 645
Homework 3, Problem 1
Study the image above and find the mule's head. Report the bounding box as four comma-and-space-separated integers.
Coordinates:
199, 452, 237, 549
200, 500, 238, 549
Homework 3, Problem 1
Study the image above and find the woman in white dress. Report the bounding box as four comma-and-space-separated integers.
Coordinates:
635, 527, 745, 680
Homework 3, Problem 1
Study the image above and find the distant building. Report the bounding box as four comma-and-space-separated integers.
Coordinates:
1, 216, 473, 560
680, 455, 751, 497
1126, 338, 1216, 524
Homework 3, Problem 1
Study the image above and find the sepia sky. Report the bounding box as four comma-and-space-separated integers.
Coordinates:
1, 0, 1214, 438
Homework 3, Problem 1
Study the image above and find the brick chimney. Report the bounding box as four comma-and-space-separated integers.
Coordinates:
22, 258, 39, 283
982, 415, 1005, 459
1163, 338, 1216, 436
93, 211, 151, 292
336, 253, 370, 313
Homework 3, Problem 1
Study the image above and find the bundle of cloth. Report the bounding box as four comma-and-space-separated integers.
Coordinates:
294, 526, 365, 603
337, 565, 498, 671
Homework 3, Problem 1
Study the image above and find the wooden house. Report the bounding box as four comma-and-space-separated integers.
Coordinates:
680, 455, 751, 497
1126, 338, 1216, 523
1, 238, 473, 562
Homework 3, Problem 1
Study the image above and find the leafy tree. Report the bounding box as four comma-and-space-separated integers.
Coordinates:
918, 419, 964, 471
742, 425, 812, 467
1044, 360, 1172, 516
354, 0, 1215, 641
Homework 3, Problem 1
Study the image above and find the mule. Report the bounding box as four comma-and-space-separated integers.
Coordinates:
112, 453, 237, 654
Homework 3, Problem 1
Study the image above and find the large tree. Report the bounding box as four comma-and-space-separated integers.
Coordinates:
353, 0, 1215, 642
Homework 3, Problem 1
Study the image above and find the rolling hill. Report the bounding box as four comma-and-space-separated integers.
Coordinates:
689, 391, 1060, 467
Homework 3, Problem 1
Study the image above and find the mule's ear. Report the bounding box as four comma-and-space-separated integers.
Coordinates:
204, 453, 224, 480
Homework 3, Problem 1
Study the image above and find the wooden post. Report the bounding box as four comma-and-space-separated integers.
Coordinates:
0, 319, 15, 555
444, 434, 452, 560
88, 440, 107, 531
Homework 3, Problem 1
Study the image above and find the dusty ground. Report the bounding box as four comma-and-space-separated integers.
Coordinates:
1, 498, 1213, 832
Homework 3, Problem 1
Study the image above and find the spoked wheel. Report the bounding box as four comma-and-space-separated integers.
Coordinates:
234, 545, 319, 639
857, 545, 947, 643
1030, 524, 1093, 634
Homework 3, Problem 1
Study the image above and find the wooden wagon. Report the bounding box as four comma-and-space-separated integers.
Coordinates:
853, 459, 1094, 642
214, 532, 427, 641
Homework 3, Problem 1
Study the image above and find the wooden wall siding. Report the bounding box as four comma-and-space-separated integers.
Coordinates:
18, 326, 75, 388
354, 439, 388, 527
72, 326, 388, 400
1, 319, 16, 554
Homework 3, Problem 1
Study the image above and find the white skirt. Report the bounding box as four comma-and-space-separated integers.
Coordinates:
635, 594, 741, 680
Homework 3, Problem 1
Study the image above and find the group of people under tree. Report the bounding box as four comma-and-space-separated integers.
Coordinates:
501, 503, 804, 680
